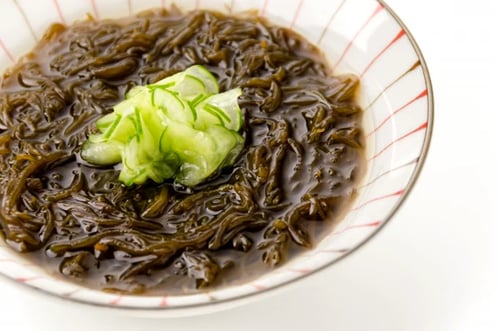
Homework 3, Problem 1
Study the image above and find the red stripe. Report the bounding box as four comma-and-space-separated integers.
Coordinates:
110, 295, 123, 305
195, 0, 200, 10
352, 190, 404, 211
369, 122, 428, 160
333, 3, 383, 71
17, 276, 43, 283
251, 283, 267, 291
345, 220, 382, 230
289, 0, 305, 29
260, 0, 269, 15
0, 39, 15, 62
360, 29, 406, 77
52, 0, 66, 24
162, 0, 167, 8
317, 0, 347, 45
160, 296, 168, 307
287, 268, 312, 274
368, 89, 428, 136
90, 0, 100, 19
332, 221, 382, 235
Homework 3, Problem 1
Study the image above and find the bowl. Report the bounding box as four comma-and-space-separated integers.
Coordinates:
0, 0, 433, 316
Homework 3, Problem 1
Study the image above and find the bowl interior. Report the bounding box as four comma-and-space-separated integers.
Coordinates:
0, 0, 432, 311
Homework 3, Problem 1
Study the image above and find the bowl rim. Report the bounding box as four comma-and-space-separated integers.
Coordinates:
0, 0, 434, 312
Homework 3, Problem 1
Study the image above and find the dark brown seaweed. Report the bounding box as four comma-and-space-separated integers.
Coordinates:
0, 8, 364, 295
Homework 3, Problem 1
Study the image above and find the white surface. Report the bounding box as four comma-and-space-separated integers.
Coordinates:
1, 0, 499, 329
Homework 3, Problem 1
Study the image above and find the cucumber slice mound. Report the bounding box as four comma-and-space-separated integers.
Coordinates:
81, 65, 244, 187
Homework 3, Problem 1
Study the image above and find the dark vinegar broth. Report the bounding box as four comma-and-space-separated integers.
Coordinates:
0, 8, 364, 295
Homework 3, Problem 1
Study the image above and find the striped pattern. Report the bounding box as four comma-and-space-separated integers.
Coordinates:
332, 2, 384, 71
53, 0, 66, 24
0, 0, 432, 311
317, 0, 347, 45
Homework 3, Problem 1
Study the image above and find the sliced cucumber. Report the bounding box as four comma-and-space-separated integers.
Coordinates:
160, 122, 217, 186
101, 113, 135, 144
81, 65, 244, 187
151, 65, 218, 95
196, 104, 225, 128
169, 74, 207, 102
195, 88, 242, 131
184, 65, 219, 94
126, 85, 148, 99
173, 125, 243, 186
153, 89, 194, 124
207, 125, 244, 167
120, 138, 149, 185
81, 140, 123, 165
95, 113, 116, 132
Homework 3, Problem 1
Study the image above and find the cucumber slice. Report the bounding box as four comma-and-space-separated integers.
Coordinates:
101, 113, 135, 144
119, 137, 145, 185
81, 139, 123, 165
169, 125, 243, 186
169, 74, 206, 102
195, 88, 242, 131
196, 104, 226, 128
151, 65, 218, 96
160, 122, 216, 186
95, 113, 116, 132
119, 132, 180, 186
207, 125, 244, 167
184, 65, 219, 94
150, 152, 179, 181
160, 121, 215, 160
153, 89, 194, 124
126, 85, 148, 99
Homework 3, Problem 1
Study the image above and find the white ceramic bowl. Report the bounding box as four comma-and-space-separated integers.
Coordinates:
0, 0, 433, 316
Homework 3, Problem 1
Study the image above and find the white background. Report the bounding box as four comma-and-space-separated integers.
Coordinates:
1, 0, 499, 330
